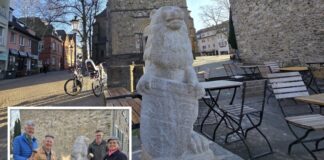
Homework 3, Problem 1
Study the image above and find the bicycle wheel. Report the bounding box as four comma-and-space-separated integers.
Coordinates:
64, 78, 82, 96
92, 79, 103, 97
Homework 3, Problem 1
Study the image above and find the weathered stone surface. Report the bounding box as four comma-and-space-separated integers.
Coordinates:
71, 136, 90, 160
229, 0, 324, 64
136, 6, 217, 160
100, 0, 199, 88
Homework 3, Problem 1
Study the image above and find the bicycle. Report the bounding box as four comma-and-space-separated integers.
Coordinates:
64, 66, 83, 96
64, 58, 106, 97
87, 60, 105, 97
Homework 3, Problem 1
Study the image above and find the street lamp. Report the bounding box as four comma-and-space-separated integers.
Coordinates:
70, 16, 79, 32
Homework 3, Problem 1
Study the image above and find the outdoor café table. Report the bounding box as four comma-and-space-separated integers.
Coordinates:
295, 93, 324, 114
199, 80, 243, 140
239, 65, 260, 79
279, 66, 309, 72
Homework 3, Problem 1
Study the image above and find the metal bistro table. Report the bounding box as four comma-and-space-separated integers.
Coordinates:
240, 65, 261, 80
295, 93, 324, 114
199, 80, 243, 140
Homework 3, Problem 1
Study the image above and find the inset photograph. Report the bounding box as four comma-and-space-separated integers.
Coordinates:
8, 107, 131, 160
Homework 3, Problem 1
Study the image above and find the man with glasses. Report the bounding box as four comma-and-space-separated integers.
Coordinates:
13, 120, 38, 160
88, 130, 107, 160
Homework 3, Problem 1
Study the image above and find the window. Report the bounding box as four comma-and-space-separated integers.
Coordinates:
0, 27, 3, 45
29, 39, 32, 47
19, 35, 24, 46
202, 46, 206, 50
10, 32, 15, 43
39, 42, 44, 51
202, 39, 205, 43
52, 42, 56, 50
51, 57, 55, 65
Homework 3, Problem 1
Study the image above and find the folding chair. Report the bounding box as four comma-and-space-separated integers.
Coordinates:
223, 63, 245, 81
264, 61, 281, 73
215, 79, 273, 159
269, 72, 324, 160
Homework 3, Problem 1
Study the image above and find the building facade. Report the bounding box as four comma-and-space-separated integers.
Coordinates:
20, 109, 130, 160
57, 30, 76, 69
20, 17, 63, 71
39, 35, 63, 71
93, 0, 199, 89
0, 0, 10, 79
196, 21, 229, 56
7, 15, 41, 78
229, 0, 324, 64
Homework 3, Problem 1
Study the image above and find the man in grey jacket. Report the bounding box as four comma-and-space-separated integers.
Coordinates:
88, 130, 107, 160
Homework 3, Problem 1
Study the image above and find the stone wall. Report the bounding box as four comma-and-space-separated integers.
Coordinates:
229, 0, 324, 64
20, 109, 129, 160
103, 0, 199, 88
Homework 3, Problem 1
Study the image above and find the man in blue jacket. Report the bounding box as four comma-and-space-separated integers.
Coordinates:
13, 120, 38, 160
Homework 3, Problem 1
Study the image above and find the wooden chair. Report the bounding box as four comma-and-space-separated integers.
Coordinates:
264, 61, 281, 73
215, 79, 273, 159
311, 67, 324, 93
268, 72, 324, 160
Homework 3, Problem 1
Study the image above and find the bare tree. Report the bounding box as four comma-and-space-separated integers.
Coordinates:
11, 0, 105, 64
199, 0, 230, 27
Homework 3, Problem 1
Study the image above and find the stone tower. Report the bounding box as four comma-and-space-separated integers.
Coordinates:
100, 0, 198, 88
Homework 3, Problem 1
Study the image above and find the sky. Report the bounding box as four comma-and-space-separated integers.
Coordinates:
187, 0, 215, 31
9, 0, 216, 33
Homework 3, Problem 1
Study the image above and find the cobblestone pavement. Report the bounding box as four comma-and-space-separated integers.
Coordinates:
0, 70, 105, 160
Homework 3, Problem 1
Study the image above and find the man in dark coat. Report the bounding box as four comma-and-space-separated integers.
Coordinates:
88, 130, 107, 160
103, 137, 127, 160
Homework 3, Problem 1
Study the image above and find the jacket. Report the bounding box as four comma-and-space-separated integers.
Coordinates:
13, 133, 38, 160
103, 150, 128, 160
33, 147, 57, 160
88, 140, 107, 160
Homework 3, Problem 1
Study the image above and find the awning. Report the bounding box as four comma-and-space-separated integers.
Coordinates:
0, 52, 8, 61
18, 51, 28, 57
9, 49, 19, 55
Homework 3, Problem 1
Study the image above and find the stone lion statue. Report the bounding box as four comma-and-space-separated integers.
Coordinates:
136, 6, 215, 160
137, 6, 204, 98
71, 136, 90, 160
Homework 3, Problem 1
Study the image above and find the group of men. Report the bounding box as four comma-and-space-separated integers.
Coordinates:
13, 120, 128, 160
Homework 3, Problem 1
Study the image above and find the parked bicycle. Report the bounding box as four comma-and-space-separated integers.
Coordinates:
64, 65, 83, 96
64, 58, 106, 97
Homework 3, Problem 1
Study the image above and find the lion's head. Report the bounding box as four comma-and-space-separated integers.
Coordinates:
144, 6, 193, 69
